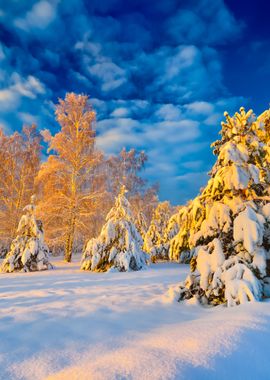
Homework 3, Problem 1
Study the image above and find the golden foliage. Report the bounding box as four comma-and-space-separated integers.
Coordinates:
0, 125, 41, 250
36, 93, 104, 262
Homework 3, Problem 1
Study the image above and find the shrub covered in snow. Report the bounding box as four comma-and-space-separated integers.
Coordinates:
143, 201, 172, 262
174, 107, 270, 306
0, 196, 52, 273
81, 186, 148, 272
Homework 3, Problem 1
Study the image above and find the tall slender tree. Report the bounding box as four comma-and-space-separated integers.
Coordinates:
37, 93, 103, 262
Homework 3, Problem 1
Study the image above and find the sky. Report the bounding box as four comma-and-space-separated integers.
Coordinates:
0, 0, 270, 205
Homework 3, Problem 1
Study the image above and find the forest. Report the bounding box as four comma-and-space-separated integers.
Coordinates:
0, 93, 163, 262
1, 92, 270, 309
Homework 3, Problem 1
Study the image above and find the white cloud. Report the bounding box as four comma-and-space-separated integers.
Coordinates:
14, 1, 57, 30
18, 112, 39, 125
110, 107, 130, 118
0, 73, 46, 111
185, 101, 214, 116
88, 61, 127, 92
155, 104, 181, 121
0, 88, 17, 103
11, 73, 46, 98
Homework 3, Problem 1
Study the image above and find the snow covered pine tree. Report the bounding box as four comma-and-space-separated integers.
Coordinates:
175, 107, 270, 306
81, 185, 148, 272
143, 201, 172, 262
135, 211, 148, 241
1, 196, 52, 273
164, 211, 180, 259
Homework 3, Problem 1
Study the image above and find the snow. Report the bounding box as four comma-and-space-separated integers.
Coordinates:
262, 203, 270, 221
219, 141, 249, 165
1, 258, 270, 379
192, 202, 231, 244
196, 239, 225, 291
233, 206, 264, 254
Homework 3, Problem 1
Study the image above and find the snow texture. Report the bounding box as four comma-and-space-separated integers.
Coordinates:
0, 259, 270, 380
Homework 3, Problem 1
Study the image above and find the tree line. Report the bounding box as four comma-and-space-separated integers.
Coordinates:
0, 93, 159, 262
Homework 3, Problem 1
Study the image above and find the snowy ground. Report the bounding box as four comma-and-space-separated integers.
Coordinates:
1, 259, 270, 380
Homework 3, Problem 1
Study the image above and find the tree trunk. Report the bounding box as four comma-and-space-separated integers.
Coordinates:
64, 214, 76, 262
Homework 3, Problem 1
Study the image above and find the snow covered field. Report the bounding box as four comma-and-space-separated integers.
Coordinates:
1, 259, 270, 380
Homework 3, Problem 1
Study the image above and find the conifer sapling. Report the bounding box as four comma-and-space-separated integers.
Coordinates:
81, 185, 148, 272
1, 196, 52, 273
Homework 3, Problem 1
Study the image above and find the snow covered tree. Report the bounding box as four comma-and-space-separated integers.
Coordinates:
36, 93, 103, 262
0, 196, 52, 273
163, 211, 181, 260
81, 185, 148, 272
143, 201, 172, 262
135, 211, 148, 240
0, 125, 41, 250
169, 205, 194, 263
106, 148, 159, 226
175, 107, 270, 306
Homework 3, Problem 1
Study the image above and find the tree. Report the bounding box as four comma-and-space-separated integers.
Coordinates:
143, 201, 172, 262
0, 196, 52, 273
176, 107, 270, 306
107, 148, 147, 196
131, 186, 159, 227
81, 185, 148, 272
106, 148, 159, 225
135, 211, 148, 241
36, 93, 103, 262
164, 211, 181, 260
0, 125, 41, 251
169, 205, 193, 263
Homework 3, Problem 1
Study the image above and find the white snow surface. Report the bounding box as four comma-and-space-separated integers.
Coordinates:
1, 257, 270, 380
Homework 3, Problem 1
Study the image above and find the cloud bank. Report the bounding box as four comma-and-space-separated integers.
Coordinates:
0, 0, 246, 203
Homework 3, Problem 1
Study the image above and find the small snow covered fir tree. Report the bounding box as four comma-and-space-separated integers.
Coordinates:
81, 185, 148, 272
0, 196, 52, 273
143, 201, 172, 262
174, 107, 270, 306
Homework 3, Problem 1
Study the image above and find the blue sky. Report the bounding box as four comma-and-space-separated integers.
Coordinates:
0, 0, 269, 204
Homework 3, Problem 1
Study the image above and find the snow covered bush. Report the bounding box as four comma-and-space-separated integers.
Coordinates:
143, 201, 172, 262
175, 107, 270, 306
81, 186, 148, 272
0, 196, 52, 273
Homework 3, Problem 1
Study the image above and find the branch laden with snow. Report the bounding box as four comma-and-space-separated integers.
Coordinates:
1, 196, 52, 273
173, 107, 270, 306
81, 185, 148, 272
